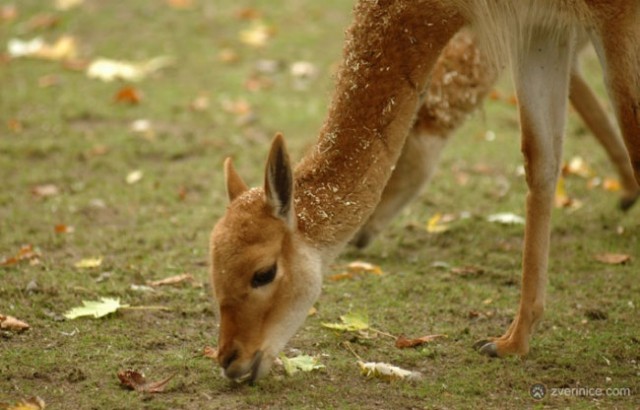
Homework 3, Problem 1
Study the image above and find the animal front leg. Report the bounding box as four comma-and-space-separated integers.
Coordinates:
475, 27, 574, 357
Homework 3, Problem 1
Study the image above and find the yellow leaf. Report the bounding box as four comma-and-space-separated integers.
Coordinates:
5, 396, 45, 410
34, 35, 77, 61
74, 257, 103, 269
126, 170, 143, 184
321, 311, 369, 332
426, 212, 449, 233
564, 156, 593, 178
239, 23, 272, 47
55, 0, 84, 11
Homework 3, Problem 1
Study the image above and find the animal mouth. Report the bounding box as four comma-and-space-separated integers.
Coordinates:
231, 350, 263, 385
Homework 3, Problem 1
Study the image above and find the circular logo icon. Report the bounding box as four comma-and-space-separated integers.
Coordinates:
530, 383, 547, 401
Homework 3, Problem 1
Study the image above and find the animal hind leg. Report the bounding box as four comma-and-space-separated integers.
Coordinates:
569, 68, 640, 210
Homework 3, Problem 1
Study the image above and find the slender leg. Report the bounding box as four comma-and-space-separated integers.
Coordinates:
569, 69, 640, 209
588, 7, 640, 187
476, 27, 574, 357
352, 130, 448, 248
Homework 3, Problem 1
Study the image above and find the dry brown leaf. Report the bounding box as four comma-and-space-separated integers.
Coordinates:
1, 244, 41, 266
594, 253, 631, 265
602, 178, 621, 192
117, 369, 175, 393
148, 273, 194, 287
54, 224, 74, 234
0, 314, 30, 332
203, 346, 218, 360
115, 86, 143, 104
395, 334, 446, 348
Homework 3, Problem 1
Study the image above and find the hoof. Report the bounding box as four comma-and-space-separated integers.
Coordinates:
619, 194, 639, 211
350, 230, 373, 249
473, 339, 499, 357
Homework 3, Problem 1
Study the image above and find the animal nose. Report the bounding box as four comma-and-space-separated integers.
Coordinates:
219, 348, 239, 370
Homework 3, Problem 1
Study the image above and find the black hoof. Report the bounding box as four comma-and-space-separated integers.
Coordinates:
619, 194, 639, 212
473, 339, 498, 357
350, 231, 372, 249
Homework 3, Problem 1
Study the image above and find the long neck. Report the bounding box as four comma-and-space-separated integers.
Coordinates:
293, 0, 464, 249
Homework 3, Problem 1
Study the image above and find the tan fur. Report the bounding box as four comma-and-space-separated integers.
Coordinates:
210, 0, 640, 382
355, 33, 639, 247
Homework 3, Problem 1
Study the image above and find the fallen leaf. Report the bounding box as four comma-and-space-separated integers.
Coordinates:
189, 94, 210, 111
34, 35, 77, 60
7, 37, 44, 58
358, 361, 422, 382
0, 244, 41, 266
54, 224, 74, 234
117, 369, 175, 393
564, 156, 593, 178
217, 48, 239, 64
4, 397, 46, 410
55, 0, 84, 10
148, 273, 194, 287
130, 119, 155, 139
395, 334, 446, 348
114, 86, 143, 104
87, 56, 173, 82
487, 213, 525, 225
328, 261, 383, 281
450, 266, 484, 277
239, 22, 273, 47
602, 178, 621, 192
594, 253, 631, 265
426, 212, 450, 233
321, 311, 369, 332
31, 184, 59, 198
203, 346, 218, 360
280, 354, 325, 376
554, 176, 582, 209
166, 0, 194, 9
0, 314, 30, 332
64, 297, 128, 319
74, 257, 102, 269
126, 170, 143, 184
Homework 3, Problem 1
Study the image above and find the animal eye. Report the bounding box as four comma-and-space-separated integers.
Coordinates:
251, 264, 277, 288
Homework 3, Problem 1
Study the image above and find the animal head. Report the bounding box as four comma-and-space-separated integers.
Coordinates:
210, 134, 322, 383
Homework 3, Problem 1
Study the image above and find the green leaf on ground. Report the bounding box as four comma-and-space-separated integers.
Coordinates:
64, 297, 129, 319
321, 311, 369, 332
280, 354, 325, 376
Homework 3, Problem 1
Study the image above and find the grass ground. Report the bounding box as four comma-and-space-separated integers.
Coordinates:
1, 1, 638, 409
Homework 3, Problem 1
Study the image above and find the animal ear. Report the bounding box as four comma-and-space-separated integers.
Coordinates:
264, 133, 295, 228
224, 157, 249, 202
